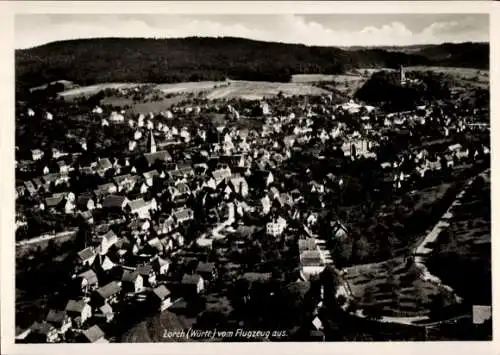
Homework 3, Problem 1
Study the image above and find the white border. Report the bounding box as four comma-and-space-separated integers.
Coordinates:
1, 2, 498, 355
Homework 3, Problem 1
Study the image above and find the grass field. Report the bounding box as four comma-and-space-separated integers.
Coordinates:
60, 79, 331, 103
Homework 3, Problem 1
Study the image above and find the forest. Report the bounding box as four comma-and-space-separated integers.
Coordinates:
15, 37, 488, 96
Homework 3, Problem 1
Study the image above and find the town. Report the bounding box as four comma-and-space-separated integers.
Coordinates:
14, 62, 491, 343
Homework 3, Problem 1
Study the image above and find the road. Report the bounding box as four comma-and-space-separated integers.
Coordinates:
16, 228, 78, 247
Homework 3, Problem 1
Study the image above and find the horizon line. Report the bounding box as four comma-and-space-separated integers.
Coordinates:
15, 35, 490, 51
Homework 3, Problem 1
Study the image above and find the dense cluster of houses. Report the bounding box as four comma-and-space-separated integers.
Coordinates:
15, 86, 490, 342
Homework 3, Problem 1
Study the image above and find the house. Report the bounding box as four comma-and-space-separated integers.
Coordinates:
266, 216, 287, 237
96, 303, 114, 323
298, 238, 318, 252
143, 150, 172, 167
24, 180, 37, 196
121, 270, 144, 293
65, 299, 92, 327
113, 174, 137, 192
31, 149, 44, 161
45, 310, 72, 334
102, 195, 129, 210
300, 250, 325, 279
77, 247, 96, 267
80, 211, 94, 224
173, 208, 194, 225
136, 263, 157, 287
182, 274, 205, 295
80, 325, 108, 343
29, 322, 59, 343
229, 175, 249, 197
127, 198, 157, 219
96, 182, 118, 196
253, 170, 274, 188
57, 160, 70, 174
143, 170, 160, 186
261, 195, 272, 215
195, 262, 217, 282
45, 194, 66, 211
332, 221, 348, 239
151, 256, 170, 275
76, 269, 99, 293
94, 281, 122, 305
96, 158, 113, 177
76, 195, 95, 211
212, 166, 232, 185
99, 230, 119, 255
151, 285, 172, 311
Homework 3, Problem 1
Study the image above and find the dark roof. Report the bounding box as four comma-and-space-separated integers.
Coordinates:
82, 325, 105, 343
96, 281, 121, 299
102, 195, 127, 209
182, 274, 202, 285
152, 285, 171, 300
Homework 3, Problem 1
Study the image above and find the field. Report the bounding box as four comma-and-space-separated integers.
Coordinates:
344, 257, 457, 318
60, 79, 329, 104
407, 66, 489, 89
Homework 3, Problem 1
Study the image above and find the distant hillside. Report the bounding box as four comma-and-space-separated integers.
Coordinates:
15, 37, 488, 94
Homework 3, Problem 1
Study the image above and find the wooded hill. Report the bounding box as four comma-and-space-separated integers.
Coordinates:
15, 37, 489, 93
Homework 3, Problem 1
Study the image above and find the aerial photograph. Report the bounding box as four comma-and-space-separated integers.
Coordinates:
14, 13, 490, 343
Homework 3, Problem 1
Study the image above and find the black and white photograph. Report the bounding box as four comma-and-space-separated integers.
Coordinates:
3, 1, 495, 350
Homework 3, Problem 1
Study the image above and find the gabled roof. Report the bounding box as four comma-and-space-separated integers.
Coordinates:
45, 195, 65, 207
143, 170, 160, 180
102, 195, 127, 208
82, 325, 105, 343
97, 158, 112, 171
96, 281, 121, 299
78, 269, 98, 285
152, 285, 171, 300
128, 198, 149, 211
65, 299, 88, 313
144, 150, 172, 165
121, 270, 141, 283
77, 247, 95, 262
173, 208, 194, 221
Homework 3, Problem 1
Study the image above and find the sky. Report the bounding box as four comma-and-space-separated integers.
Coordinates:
15, 14, 489, 49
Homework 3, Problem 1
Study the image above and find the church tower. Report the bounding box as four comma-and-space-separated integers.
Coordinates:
400, 65, 406, 85
148, 129, 157, 153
